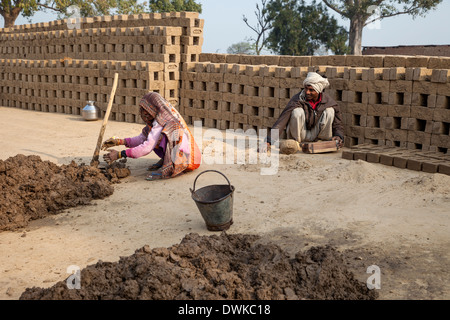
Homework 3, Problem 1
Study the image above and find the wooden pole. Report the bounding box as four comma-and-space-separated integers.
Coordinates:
90, 73, 119, 167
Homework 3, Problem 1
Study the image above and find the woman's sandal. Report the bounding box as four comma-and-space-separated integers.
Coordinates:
146, 159, 163, 171
146, 172, 164, 181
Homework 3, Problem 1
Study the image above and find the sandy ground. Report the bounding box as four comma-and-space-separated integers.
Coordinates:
0, 106, 449, 300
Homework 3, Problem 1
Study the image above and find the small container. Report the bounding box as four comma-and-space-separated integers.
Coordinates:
82, 101, 100, 121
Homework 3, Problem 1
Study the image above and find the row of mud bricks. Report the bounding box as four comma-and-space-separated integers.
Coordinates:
179, 59, 450, 154
342, 144, 450, 176
0, 58, 169, 123
0, 12, 204, 111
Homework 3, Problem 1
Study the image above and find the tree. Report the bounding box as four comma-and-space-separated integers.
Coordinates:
243, 0, 272, 55
227, 40, 256, 55
321, 0, 443, 55
148, 0, 202, 13
0, 0, 147, 28
265, 0, 350, 56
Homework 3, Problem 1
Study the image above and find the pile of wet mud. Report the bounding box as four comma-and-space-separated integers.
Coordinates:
0, 154, 116, 232
20, 232, 378, 300
100, 159, 131, 183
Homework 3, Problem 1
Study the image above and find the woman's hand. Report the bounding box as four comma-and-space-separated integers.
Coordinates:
101, 136, 124, 151
103, 150, 119, 164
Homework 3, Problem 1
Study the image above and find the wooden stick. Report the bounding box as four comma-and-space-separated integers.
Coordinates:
90, 73, 119, 167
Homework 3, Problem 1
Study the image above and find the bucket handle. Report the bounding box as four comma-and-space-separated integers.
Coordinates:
190, 170, 233, 194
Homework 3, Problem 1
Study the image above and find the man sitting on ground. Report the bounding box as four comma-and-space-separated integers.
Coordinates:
263, 71, 344, 152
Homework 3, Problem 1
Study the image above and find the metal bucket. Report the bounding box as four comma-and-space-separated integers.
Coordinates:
190, 170, 235, 231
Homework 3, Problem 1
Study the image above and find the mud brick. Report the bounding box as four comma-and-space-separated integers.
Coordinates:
383, 56, 406, 67
406, 157, 425, 171
367, 80, 390, 92
435, 95, 450, 109
390, 80, 413, 92
412, 81, 437, 95
385, 128, 408, 142
346, 55, 364, 67
234, 113, 248, 124
366, 68, 383, 81
387, 105, 411, 118
430, 121, 449, 135
368, 91, 387, 105
437, 83, 450, 96
367, 104, 388, 117
388, 92, 412, 105
431, 69, 450, 83
290, 66, 309, 78
411, 93, 437, 108
346, 125, 365, 138
347, 79, 367, 92
363, 55, 384, 68
422, 159, 442, 173
412, 68, 433, 81
384, 67, 405, 80
428, 56, 450, 69
438, 162, 450, 176
261, 116, 275, 128
364, 127, 385, 140
407, 131, 431, 148
431, 134, 450, 149
352, 150, 367, 161
410, 106, 434, 121
393, 154, 409, 169
348, 68, 363, 81
379, 150, 407, 166
248, 115, 263, 127
326, 67, 344, 79
366, 150, 387, 163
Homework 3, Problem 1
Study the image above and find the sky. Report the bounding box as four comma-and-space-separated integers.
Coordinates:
4, 0, 450, 54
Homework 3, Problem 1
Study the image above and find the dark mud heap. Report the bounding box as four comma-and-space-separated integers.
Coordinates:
20, 232, 378, 300
0, 154, 120, 231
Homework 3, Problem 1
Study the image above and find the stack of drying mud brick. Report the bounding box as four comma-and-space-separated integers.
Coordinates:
0, 58, 164, 123
182, 54, 449, 149
0, 12, 204, 116
180, 55, 315, 133
180, 53, 449, 174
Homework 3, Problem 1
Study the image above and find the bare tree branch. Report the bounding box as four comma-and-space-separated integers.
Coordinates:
322, 0, 349, 18
37, 2, 65, 13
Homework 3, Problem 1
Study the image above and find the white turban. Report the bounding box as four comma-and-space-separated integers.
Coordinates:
303, 72, 329, 93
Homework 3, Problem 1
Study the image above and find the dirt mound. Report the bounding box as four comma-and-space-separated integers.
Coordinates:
100, 159, 131, 183
19, 233, 378, 300
0, 154, 114, 232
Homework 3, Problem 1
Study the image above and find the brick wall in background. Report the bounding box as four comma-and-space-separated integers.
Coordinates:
363, 45, 450, 57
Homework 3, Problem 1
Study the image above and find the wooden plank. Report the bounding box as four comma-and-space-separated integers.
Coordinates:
300, 141, 338, 154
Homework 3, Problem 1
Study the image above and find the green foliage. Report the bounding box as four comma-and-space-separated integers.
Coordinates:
148, 0, 202, 13
266, 0, 350, 56
227, 41, 256, 55
321, 0, 443, 54
0, 0, 148, 27
322, 0, 443, 23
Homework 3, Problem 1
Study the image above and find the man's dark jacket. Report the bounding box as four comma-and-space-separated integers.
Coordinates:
266, 91, 344, 144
